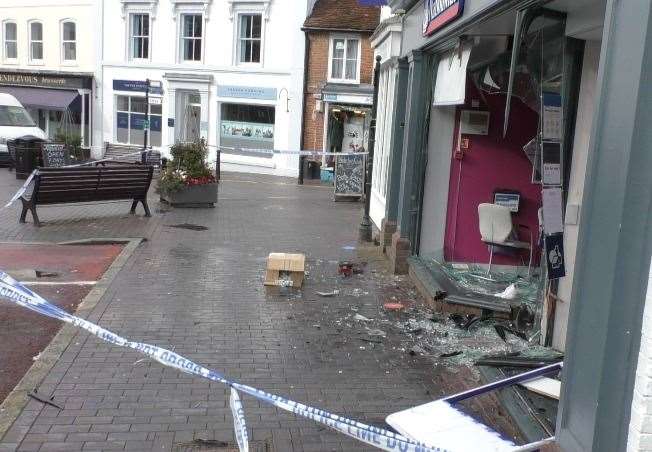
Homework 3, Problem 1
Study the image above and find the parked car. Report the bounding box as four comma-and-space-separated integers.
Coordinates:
0, 93, 46, 165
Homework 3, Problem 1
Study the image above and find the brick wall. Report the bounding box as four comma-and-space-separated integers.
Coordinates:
628, 261, 652, 451
301, 30, 375, 152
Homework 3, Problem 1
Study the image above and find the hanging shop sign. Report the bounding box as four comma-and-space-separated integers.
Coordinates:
423, 0, 465, 36
0, 71, 91, 90
113, 79, 163, 95
217, 85, 277, 101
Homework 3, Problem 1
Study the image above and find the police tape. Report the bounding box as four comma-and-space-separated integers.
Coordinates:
217, 145, 368, 157
3, 170, 37, 209
0, 271, 448, 452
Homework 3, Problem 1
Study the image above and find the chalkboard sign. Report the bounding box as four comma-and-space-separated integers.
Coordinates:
334, 154, 365, 198
41, 143, 67, 167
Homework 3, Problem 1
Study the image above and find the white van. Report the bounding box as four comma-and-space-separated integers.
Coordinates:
0, 93, 47, 163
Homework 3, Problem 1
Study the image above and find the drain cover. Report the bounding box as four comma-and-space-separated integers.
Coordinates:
166, 223, 209, 231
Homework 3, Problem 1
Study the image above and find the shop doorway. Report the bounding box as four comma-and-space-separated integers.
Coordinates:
324, 105, 369, 167
177, 91, 201, 143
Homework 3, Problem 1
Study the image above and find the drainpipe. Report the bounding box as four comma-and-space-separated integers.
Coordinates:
359, 55, 382, 242
298, 33, 310, 185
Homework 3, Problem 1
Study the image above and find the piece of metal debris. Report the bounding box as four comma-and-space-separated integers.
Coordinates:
28, 389, 62, 410
366, 328, 387, 337
165, 223, 209, 231
354, 314, 372, 322
316, 290, 339, 297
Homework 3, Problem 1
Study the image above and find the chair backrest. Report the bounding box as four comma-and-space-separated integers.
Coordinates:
478, 203, 513, 243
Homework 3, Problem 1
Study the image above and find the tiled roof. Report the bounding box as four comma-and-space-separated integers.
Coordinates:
303, 0, 381, 32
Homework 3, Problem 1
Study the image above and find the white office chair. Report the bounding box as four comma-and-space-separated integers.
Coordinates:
478, 203, 533, 276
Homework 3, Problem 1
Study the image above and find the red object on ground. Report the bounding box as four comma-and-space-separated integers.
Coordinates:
384, 302, 405, 311
0, 243, 124, 403
338, 262, 354, 277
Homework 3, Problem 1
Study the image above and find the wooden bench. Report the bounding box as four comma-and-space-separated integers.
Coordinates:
104, 142, 161, 167
19, 165, 154, 227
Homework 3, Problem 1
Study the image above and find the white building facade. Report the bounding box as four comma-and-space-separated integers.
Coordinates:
0, 0, 101, 149
101, 0, 308, 177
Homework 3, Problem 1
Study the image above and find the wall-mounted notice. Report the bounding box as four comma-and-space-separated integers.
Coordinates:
542, 92, 562, 141
542, 187, 564, 234
541, 141, 562, 186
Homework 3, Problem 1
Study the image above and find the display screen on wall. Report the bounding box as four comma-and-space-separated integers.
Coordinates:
220, 103, 275, 154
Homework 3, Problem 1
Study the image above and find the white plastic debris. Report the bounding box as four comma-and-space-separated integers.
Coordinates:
495, 283, 519, 299
354, 314, 372, 322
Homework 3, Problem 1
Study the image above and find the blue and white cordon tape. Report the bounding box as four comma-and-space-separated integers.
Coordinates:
0, 271, 448, 452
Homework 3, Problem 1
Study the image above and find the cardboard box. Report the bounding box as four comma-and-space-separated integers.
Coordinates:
264, 253, 306, 288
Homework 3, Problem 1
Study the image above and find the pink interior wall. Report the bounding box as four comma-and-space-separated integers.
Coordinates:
443, 78, 542, 265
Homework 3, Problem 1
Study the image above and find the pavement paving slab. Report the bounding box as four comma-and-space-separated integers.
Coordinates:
0, 170, 520, 451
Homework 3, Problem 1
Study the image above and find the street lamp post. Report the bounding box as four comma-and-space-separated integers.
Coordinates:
359, 55, 382, 242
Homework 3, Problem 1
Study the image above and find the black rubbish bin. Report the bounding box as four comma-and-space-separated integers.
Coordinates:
9, 136, 45, 180
304, 160, 321, 180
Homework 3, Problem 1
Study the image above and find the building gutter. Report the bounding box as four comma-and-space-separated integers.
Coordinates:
301, 26, 377, 33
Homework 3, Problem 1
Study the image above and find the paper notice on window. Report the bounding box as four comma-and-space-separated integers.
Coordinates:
542, 187, 564, 234
543, 93, 562, 141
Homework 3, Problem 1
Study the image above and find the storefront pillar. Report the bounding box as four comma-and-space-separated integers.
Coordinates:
381, 57, 408, 249
557, 1, 652, 450
389, 50, 426, 274
167, 87, 177, 146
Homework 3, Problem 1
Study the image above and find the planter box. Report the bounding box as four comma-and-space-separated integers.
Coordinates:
160, 182, 218, 207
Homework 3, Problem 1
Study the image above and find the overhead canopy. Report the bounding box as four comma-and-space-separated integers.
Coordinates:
0, 86, 78, 111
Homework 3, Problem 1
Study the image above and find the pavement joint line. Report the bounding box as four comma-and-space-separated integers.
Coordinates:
0, 237, 143, 443
19, 281, 98, 286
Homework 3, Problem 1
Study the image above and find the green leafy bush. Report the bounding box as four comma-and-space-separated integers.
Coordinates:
159, 140, 215, 193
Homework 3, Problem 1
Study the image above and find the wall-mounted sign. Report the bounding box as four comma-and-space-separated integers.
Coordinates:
494, 192, 520, 213
0, 71, 91, 90
545, 233, 566, 280
217, 85, 277, 101
168, 118, 175, 127
323, 93, 373, 106
423, 0, 465, 36
113, 79, 163, 95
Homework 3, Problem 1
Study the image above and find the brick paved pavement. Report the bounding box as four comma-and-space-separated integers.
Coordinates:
0, 170, 515, 451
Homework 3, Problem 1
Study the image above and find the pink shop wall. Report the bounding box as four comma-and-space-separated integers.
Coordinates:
443, 79, 542, 265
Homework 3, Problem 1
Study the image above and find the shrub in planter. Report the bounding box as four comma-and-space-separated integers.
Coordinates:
159, 140, 217, 207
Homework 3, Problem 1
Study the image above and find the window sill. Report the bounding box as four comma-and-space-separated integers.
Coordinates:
2, 60, 18, 65
61, 61, 78, 66
28, 60, 45, 66
327, 79, 360, 85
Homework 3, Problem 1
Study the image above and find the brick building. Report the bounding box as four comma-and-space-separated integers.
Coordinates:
301, 0, 380, 175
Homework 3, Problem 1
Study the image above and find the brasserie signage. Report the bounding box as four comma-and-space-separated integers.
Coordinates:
0, 71, 90, 90
423, 0, 465, 36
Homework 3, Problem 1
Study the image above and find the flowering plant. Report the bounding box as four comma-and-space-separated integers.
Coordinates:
159, 140, 216, 193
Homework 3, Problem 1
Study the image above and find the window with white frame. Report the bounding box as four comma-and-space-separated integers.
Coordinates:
237, 14, 262, 64
61, 21, 76, 62
129, 13, 150, 60
180, 14, 202, 62
116, 95, 162, 147
29, 21, 43, 62
3, 22, 17, 61
329, 36, 360, 83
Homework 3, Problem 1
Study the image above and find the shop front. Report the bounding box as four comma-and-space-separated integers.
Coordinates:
0, 70, 93, 148
383, 0, 606, 353
318, 84, 372, 180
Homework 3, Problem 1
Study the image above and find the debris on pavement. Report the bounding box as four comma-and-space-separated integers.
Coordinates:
366, 328, 387, 337
353, 313, 372, 322
316, 290, 339, 297
165, 223, 209, 231
383, 302, 405, 311
28, 389, 62, 410
264, 253, 306, 288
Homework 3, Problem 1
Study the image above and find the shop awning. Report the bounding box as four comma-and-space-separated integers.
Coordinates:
0, 86, 78, 110
322, 83, 374, 106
